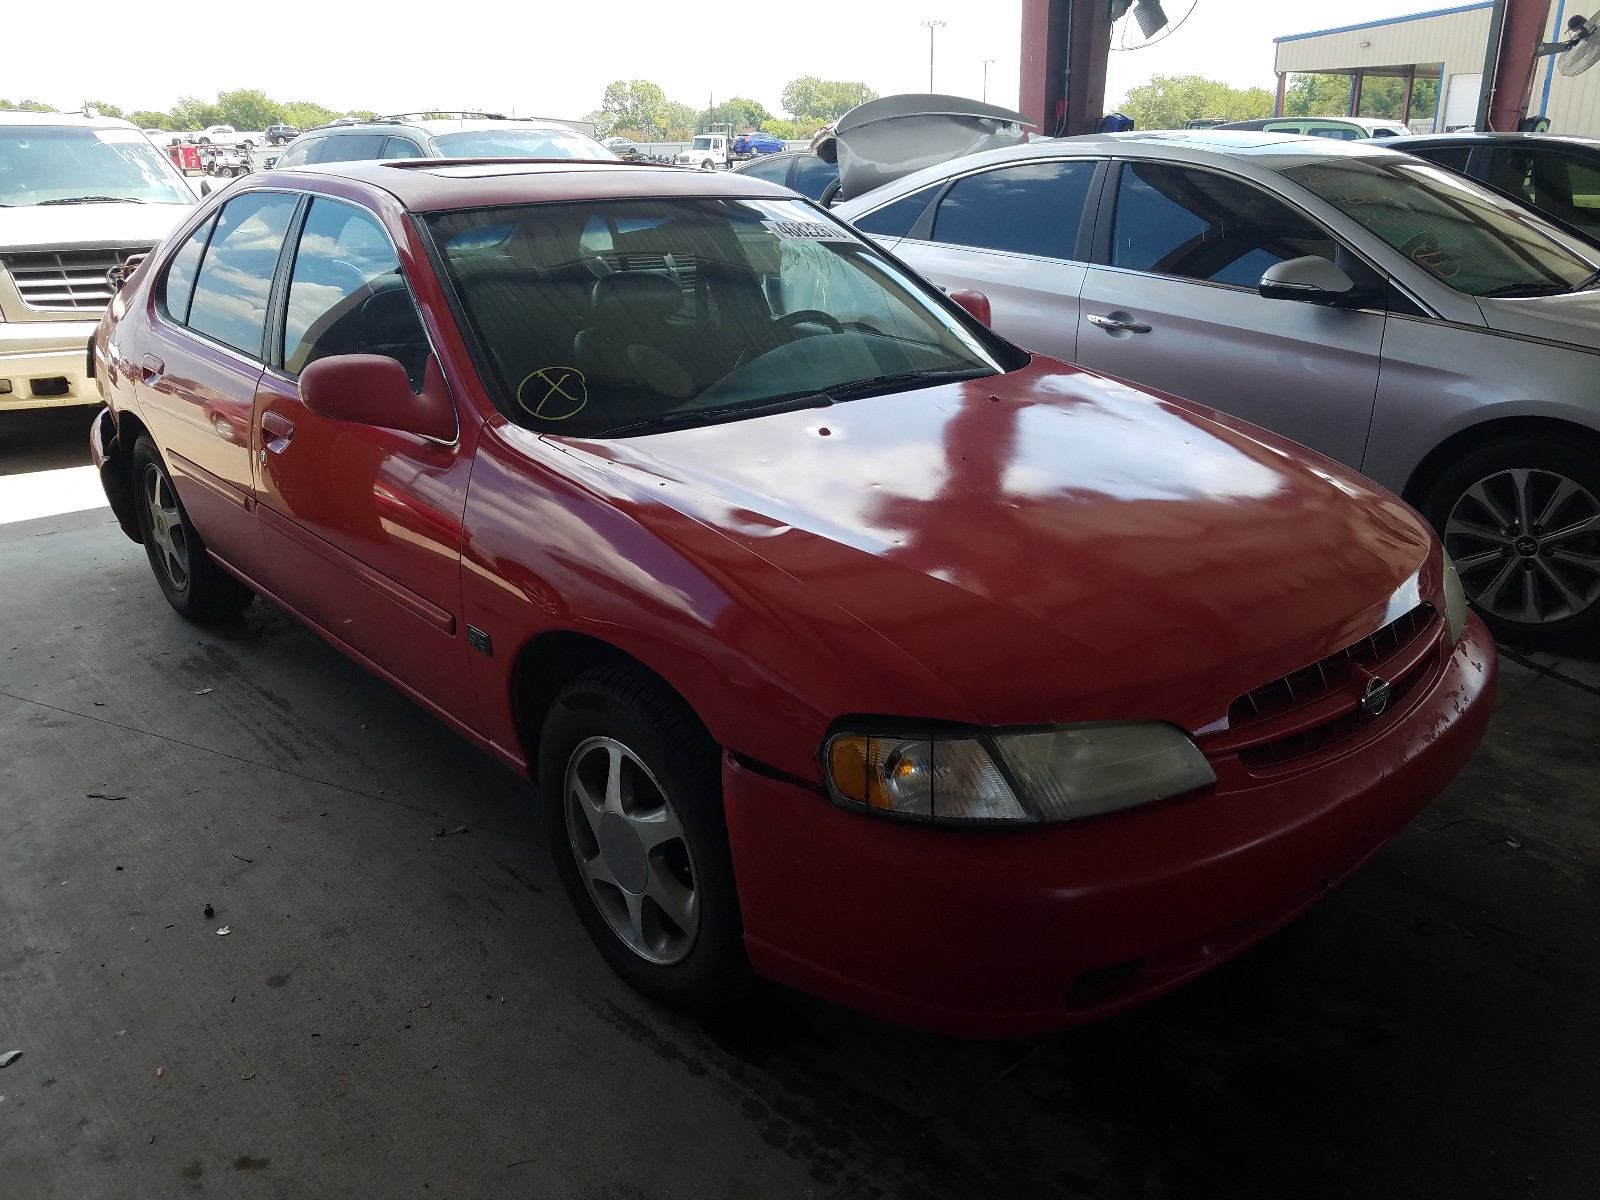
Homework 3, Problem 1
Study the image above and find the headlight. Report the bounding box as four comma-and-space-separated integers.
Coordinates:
823, 723, 1216, 825
1442, 553, 1468, 646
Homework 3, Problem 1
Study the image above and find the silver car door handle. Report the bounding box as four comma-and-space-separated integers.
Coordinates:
1086, 312, 1152, 334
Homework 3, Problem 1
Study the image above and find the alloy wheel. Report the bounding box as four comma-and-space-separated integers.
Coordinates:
563, 735, 700, 965
142, 465, 190, 591
1444, 467, 1600, 626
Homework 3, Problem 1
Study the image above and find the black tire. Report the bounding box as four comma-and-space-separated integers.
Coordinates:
1421, 434, 1600, 648
538, 663, 751, 1016
130, 435, 254, 622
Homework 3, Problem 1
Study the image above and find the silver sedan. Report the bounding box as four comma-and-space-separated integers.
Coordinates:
835, 131, 1600, 647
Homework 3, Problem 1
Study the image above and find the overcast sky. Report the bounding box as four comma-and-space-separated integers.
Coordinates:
12, 1, 1437, 121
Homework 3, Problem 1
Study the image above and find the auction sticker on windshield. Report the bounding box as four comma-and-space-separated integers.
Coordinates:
764, 220, 853, 241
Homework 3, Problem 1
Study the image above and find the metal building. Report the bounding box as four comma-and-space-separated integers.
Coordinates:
1273, 2, 1600, 135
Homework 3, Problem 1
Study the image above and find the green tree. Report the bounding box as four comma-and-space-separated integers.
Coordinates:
128, 110, 173, 129
761, 117, 827, 141
217, 89, 283, 130
84, 100, 125, 118
599, 80, 670, 139
1115, 75, 1274, 130
780, 77, 878, 121
280, 101, 339, 130
170, 96, 224, 130
0, 99, 58, 112
700, 96, 771, 131
1282, 73, 1353, 118
663, 101, 698, 139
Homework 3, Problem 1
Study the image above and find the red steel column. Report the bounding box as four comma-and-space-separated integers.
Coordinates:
1479, 0, 1555, 130
1020, 0, 1114, 135
1275, 72, 1287, 117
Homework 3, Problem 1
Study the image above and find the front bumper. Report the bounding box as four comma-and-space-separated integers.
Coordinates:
0, 319, 101, 410
724, 613, 1497, 1038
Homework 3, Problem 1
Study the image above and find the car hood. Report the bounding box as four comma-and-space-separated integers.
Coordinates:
1478, 288, 1600, 351
563, 359, 1436, 732
0, 202, 192, 252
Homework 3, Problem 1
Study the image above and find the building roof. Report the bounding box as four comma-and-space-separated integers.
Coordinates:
1275, 3, 1492, 45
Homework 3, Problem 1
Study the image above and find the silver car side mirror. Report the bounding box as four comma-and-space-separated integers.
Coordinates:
1259, 256, 1356, 305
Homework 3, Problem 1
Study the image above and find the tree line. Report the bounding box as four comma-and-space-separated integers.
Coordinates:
1, 91, 372, 132
587, 76, 878, 143
1114, 73, 1443, 131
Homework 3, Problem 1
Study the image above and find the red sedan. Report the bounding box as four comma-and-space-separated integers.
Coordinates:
89, 160, 1496, 1036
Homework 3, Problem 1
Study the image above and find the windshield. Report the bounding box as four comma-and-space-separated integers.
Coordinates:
432, 128, 615, 160
426, 197, 1012, 437
691, 137, 714, 150
1280, 157, 1598, 296
0, 126, 193, 206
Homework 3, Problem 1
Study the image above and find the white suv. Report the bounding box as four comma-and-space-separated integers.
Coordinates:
0, 111, 195, 411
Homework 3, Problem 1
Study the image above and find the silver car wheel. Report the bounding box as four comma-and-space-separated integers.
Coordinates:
564, 735, 700, 966
1445, 467, 1600, 625
142, 464, 191, 591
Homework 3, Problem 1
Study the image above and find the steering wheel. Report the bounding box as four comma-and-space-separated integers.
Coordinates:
775, 308, 844, 336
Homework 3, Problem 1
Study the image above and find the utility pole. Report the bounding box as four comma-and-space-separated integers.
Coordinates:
982, 58, 996, 101
922, 19, 947, 92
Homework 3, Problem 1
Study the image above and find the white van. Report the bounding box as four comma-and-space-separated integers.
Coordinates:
0, 111, 195, 411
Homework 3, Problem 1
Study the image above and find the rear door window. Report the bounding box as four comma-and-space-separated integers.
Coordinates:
853, 184, 942, 238
185, 192, 300, 357
1111, 161, 1336, 287
930, 160, 1097, 259
159, 215, 217, 324
1412, 145, 1474, 173
738, 155, 792, 185
790, 155, 839, 200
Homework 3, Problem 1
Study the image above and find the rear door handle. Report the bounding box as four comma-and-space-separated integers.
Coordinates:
261, 409, 296, 454
140, 353, 165, 383
1086, 312, 1152, 334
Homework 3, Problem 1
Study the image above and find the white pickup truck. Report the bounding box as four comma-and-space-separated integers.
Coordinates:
185, 125, 262, 151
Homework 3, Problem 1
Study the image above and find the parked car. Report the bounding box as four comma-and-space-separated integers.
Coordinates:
728, 149, 839, 201
676, 127, 733, 170
264, 123, 300, 147
731, 130, 784, 159
186, 125, 258, 151
1217, 116, 1410, 140
834, 130, 1600, 646
272, 114, 615, 168
1378, 131, 1600, 245
602, 136, 645, 161
89, 158, 1493, 1036
0, 110, 194, 412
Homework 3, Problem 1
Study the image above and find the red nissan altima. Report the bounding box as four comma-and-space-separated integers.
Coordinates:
89, 160, 1496, 1036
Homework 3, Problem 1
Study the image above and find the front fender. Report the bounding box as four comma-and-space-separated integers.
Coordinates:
88, 406, 142, 544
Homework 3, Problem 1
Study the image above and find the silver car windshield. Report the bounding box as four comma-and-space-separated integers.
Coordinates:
426, 197, 1010, 436
431, 129, 615, 160
1281, 158, 1597, 297
0, 126, 192, 206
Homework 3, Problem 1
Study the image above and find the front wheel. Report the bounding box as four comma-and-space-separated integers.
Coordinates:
700, 159, 715, 171
538, 664, 751, 1016
131, 436, 254, 622
1422, 435, 1600, 647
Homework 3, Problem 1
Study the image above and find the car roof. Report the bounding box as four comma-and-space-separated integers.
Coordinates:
261, 158, 799, 209
0, 111, 140, 131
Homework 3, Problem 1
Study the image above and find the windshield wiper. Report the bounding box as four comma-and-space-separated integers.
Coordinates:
820, 366, 996, 403
600, 393, 833, 438
1569, 268, 1600, 292
35, 196, 145, 206
1477, 281, 1571, 298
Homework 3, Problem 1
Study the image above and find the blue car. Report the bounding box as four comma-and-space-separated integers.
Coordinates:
731, 130, 784, 159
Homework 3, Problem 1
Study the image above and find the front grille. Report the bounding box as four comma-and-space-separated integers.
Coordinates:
2, 247, 152, 312
1204, 603, 1441, 770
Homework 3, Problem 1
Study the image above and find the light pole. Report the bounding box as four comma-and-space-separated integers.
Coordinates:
921, 19, 946, 93
982, 58, 996, 102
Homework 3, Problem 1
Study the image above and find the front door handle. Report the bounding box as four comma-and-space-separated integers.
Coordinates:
1086, 312, 1152, 334
140, 353, 165, 383
261, 409, 296, 454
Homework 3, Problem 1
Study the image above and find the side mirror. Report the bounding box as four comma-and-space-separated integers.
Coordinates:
948, 288, 992, 327
299, 354, 457, 442
1259, 255, 1358, 305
